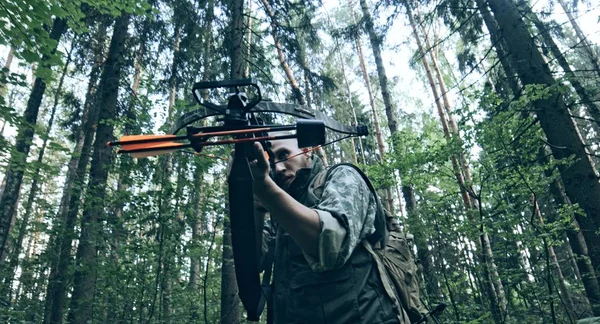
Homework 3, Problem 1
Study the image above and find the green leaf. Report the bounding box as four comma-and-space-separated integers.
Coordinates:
50, 4, 67, 18
20, 50, 40, 63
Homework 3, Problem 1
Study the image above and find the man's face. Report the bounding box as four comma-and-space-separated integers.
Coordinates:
270, 138, 311, 191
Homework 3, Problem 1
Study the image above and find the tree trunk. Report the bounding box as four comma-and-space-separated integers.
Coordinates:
259, 0, 305, 106
104, 39, 145, 324
488, 0, 600, 293
533, 197, 576, 321
475, 0, 520, 96
189, 169, 204, 321
359, 0, 399, 215
355, 33, 385, 162
244, 0, 253, 78
359, 0, 397, 135
407, 5, 508, 320
526, 6, 600, 128
229, 0, 246, 82
43, 21, 107, 324
220, 0, 245, 322
157, 25, 182, 323
547, 168, 600, 315
556, 0, 600, 80
220, 204, 240, 324
67, 13, 130, 324
0, 47, 15, 96
0, 17, 67, 269
402, 186, 442, 301
3, 43, 73, 301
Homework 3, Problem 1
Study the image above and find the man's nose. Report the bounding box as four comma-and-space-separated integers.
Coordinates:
274, 162, 286, 174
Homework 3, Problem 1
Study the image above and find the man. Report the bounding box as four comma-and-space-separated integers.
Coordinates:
242, 138, 408, 324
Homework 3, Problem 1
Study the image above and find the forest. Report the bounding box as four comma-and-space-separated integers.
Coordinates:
0, 0, 599, 323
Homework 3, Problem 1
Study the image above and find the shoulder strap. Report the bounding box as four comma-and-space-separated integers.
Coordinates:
320, 163, 388, 247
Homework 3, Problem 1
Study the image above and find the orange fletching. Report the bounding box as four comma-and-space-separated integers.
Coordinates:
118, 134, 177, 150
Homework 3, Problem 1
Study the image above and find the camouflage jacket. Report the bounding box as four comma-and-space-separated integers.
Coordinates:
263, 157, 400, 324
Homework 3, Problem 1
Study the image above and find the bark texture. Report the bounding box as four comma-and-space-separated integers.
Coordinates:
488, 0, 600, 301
67, 13, 130, 323
0, 18, 67, 269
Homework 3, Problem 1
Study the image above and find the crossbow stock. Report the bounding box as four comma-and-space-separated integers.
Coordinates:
108, 78, 368, 321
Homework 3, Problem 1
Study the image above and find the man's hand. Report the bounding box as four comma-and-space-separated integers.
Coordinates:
248, 142, 271, 187
227, 144, 271, 210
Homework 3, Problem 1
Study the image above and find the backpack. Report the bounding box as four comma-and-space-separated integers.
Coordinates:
311, 163, 428, 323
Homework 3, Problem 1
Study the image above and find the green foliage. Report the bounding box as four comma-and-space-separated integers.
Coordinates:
1, 0, 598, 323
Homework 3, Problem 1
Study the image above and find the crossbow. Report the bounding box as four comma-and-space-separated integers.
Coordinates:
108, 78, 368, 321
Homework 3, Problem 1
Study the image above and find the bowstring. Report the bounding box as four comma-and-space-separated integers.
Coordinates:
273, 134, 354, 164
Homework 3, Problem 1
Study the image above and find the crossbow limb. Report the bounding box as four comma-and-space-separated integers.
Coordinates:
108, 78, 368, 322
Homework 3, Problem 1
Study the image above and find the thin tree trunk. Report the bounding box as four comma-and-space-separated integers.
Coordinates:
432, 213, 461, 322
67, 13, 130, 323
557, 0, 600, 80
259, 0, 305, 106
423, 26, 476, 190
359, 0, 397, 134
352, 24, 402, 211
0, 47, 15, 96
526, 7, 600, 128
3, 43, 74, 301
157, 25, 182, 323
488, 0, 600, 296
335, 38, 364, 164
244, 0, 252, 78
43, 21, 107, 324
220, 202, 240, 324
204, 213, 220, 323
0, 17, 67, 269
533, 197, 576, 321
548, 170, 600, 315
191, 6, 215, 319
189, 170, 204, 321
406, 7, 507, 320
355, 34, 385, 161
562, 238, 582, 282
358, 0, 399, 215
402, 186, 442, 301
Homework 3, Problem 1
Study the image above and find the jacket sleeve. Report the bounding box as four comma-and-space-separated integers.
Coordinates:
302, 166, 377, 271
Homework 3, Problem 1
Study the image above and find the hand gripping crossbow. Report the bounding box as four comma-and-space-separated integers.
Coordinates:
108, 78, 368, 321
